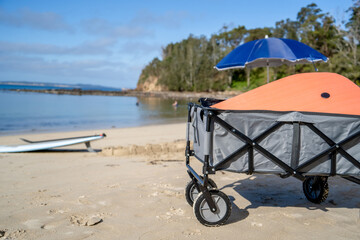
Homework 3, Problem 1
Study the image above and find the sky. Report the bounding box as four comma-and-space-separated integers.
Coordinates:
0, 0, 355, 89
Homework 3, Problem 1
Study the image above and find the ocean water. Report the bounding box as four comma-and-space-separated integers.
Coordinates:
0, 91, 189, 135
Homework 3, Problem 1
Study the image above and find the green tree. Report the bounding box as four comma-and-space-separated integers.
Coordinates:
245, 27, 272, 42
273, 19, 300, 40
346, 1, 360, 66
339, 0, 360, 83
137, 2, 359, 92
297, 3, 338, 57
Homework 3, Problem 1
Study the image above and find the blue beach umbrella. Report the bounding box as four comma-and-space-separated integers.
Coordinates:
215, 37, 328, 84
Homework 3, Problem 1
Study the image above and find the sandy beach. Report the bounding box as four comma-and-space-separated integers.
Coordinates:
0, 123, 359, 240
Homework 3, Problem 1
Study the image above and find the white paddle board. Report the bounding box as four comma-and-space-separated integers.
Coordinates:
0, 134, 106, 153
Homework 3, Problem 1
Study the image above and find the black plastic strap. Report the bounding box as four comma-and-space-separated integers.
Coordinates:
342, 176, 360, 185
330, 152, 336, 176
291, 123, 300, 169
248, 147, 254, 174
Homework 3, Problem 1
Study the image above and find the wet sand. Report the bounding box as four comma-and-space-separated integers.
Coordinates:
0, 123, 359, 239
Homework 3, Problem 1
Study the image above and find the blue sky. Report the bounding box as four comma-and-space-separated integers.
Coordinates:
0, 0, 354, 88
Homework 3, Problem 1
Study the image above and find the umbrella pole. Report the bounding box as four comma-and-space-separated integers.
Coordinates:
247, 68, 250, 87
267, 64, 269, 84
312, 61, 318, 72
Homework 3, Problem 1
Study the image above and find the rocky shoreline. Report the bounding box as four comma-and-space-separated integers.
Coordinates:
7, 88, 241, 99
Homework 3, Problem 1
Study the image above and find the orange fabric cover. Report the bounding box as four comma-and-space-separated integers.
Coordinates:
212, 72, 360, 116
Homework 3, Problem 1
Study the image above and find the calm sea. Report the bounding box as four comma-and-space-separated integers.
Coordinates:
0, 91, 189, 136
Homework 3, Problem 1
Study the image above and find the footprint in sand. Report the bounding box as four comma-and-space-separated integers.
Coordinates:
106, 183, 122, 189
148, 191, 159, 197
23, 219, 43, 229
1, 229, 26, 239
156, 207, 185, 221
105, 164, 120, 167
78, 195, 92, 205
70, 215, 103, 226
47, 209, 67, 215
251, 222, 263, 227
153, 183, 184, 197
41, 224, 55, 230
182, 229, 201, 236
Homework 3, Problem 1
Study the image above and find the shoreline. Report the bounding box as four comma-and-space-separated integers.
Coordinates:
0, 119, 186, 140
5, 88, 241, 99
0, 117, 186, 137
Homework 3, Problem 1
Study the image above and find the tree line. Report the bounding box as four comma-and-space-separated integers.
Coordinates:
137, 2, 360, 92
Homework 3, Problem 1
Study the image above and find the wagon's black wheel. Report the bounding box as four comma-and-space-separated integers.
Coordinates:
193, 190, 231, 227
303, 176, 329, 204
185, 178, 217, 206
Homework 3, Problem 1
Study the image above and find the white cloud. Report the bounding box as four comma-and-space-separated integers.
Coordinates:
131, 9, 188, 29
81, 9, 188, 39
120, 41, 162, 55
0, 7, 73, 32
81, 18, 152, 38
0, 38, 117, 56
0, 54, 138, 86
0, 55, 121, 73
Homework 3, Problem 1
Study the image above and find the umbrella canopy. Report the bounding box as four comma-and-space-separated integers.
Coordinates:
215, 37, 328, 83
211, 72, 360, 116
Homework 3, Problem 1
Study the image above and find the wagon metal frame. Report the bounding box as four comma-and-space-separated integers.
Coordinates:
185, 99, 360, 226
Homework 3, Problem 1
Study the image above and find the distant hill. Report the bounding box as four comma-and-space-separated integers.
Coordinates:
0, 81, 123, 92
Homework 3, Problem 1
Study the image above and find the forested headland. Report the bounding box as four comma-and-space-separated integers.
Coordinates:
137, 2, 360, 92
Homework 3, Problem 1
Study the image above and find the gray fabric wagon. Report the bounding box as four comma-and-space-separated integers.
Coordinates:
184, 73, 360, 226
